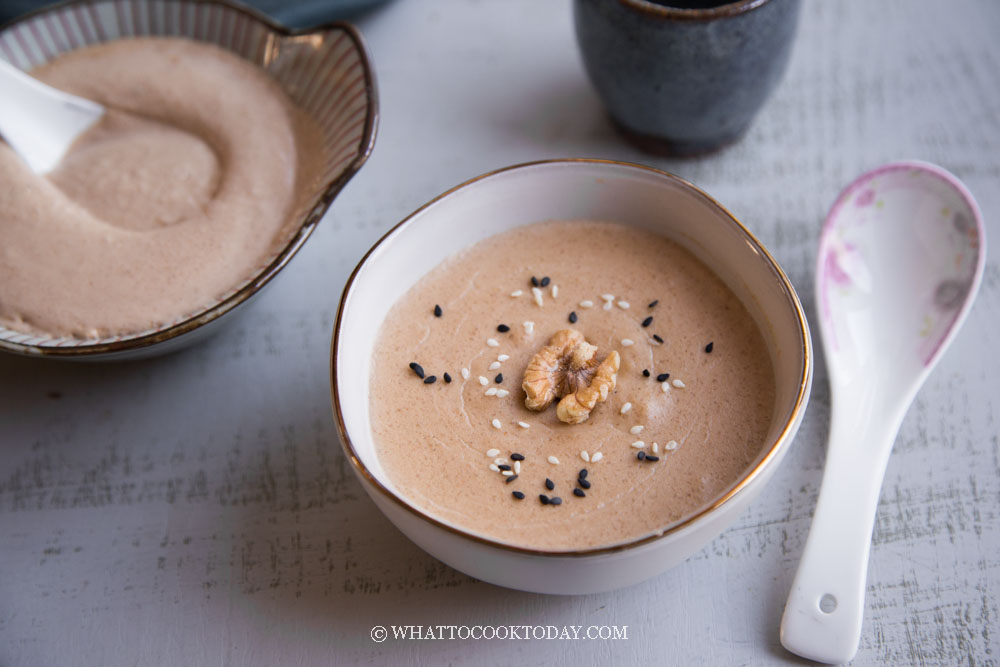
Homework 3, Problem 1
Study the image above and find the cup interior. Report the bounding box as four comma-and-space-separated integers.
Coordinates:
334, 160, 810, 541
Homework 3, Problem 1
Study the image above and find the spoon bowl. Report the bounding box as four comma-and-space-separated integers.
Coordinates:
817, 161, 984, 386
781, 160, 986, 663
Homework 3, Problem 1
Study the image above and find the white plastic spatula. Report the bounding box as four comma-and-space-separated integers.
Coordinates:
0, 58, 104, 173
780, 161, 986, 664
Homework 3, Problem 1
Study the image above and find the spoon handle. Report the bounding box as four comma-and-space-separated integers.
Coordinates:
0, 59, 104, 174
780, 391, 909, 664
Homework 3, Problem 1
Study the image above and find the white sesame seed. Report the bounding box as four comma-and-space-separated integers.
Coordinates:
496, 389, 510, 398
661, 381, 670, 392
551, 284, 559, 298
497, 354, 510, 362
652, 442, 660, 454
579, 300, 594, 308
631, 440, 646, 449
461, 368, 470, 380
479, 376, 489, 386
487, 338, 499, 347
617, 300, 630, 309
486, 448, 500, 457
621, 338, 635, 347
591, 452, 604, 462
603, 301, 613, 311
532, 287, 544, 307
666, 440, 679, 451
620, 402, 632, 415
485, 387, 498, 396
517, 421, 530, 429
630, 425, 645, 435
581, 451, 590, 462
672, 379, 686, 388
547, 455, 560, 465
501, 470, 515, 476
601, 294, 615, 301
489, 464, 500, 472
514, 461, 521, 473
523, 321, 535, 334
488, 361, 501, 370
491, 418, 502, 429
510, 290, 523, 297
494, 457, 507, 465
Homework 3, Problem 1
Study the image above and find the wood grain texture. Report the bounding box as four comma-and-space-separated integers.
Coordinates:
1, 0, 998, 664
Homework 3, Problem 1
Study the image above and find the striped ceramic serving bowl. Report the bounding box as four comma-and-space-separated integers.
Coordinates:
0, 0, 377, 360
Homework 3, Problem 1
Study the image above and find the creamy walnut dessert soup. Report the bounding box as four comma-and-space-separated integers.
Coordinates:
0, 37, 323, 339
371, 220, 776, 550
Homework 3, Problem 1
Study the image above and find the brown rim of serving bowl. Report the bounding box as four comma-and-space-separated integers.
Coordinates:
0, 0, 378, 358
619, 0, 770, 21
330, 158, 812, 558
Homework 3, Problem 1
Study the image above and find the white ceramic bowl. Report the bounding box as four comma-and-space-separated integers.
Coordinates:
332, 159, 812, 594
0, 0, 377, 360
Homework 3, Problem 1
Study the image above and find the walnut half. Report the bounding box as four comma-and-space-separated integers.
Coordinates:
522, 328, 620, 424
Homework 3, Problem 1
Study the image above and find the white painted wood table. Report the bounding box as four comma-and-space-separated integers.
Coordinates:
2, 0, 998, 664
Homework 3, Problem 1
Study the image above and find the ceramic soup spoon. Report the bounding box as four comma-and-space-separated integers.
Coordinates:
781, 161, 986, 664
0, 58, 104, 173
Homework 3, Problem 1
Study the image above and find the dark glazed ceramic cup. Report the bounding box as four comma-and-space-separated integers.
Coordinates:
573, 0, 801, 156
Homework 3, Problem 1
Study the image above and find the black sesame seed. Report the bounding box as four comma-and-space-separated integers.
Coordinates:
539, 494, 550, 505
498, 464, 512, 471
511, 453, 525, 461
637, 451, 646, 460
423, 375, 437, 384
433, 304, 443, 317
495, 373, 503, 383
506, 475, 519, 484
549, 496, 562, 505
540, 276, 551, 287
531, 276, 539, 287
645, 455, 660, 462
409, 362, 425, 378
643, 369, 650, 377
443, 372, 452, 383
573, 488, 586, 498
656, 373, 670, 382
545, 478, 555, 491
512, 491, 525, 499
705, 341, 714, 353
568, 311, 578, 324
648, 300, 659, 308
578, 478, 591, 489
578, 468, 588, 479
497, 323, 510, 332
641, 316, 653, 328
653, 334, 664, 343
